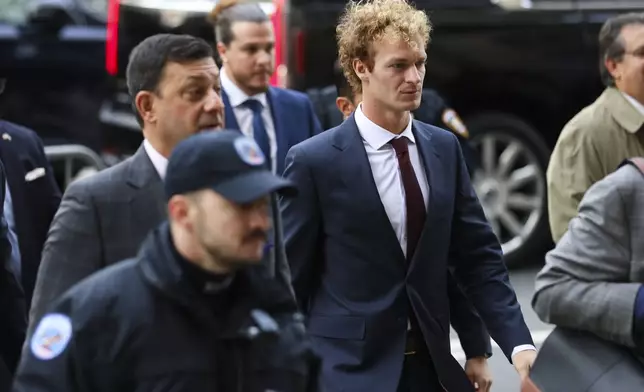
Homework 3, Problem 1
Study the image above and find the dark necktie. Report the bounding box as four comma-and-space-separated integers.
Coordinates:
243, 99, 271, 170
390, 137, 426, 261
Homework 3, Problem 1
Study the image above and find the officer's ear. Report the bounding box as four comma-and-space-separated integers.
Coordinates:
167, 194, 194, 232
336, 97, 356, 120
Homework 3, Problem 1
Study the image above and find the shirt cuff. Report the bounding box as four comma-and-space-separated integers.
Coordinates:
634, 285, 644, 321
511, 344, 537, 359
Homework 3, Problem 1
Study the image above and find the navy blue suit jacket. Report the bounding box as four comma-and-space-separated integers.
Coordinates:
281, 115, 533, 392
0, 121, 61, 306
222, 87, 322, 175
0, 159, 27, 389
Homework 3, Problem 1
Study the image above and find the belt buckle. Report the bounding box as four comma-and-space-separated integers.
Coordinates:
405, 329, 418, 355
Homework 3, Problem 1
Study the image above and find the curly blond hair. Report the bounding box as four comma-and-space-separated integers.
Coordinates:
337, 0, 432, 93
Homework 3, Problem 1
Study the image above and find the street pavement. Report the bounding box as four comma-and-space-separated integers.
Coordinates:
450, 265, 551, 392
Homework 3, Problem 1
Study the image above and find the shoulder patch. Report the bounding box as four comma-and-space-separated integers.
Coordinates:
31, 313, 73, 360
441, 109, 469, 138
234, 137, 265, 166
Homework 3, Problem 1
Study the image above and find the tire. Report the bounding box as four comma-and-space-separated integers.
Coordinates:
464, 112, 552, 269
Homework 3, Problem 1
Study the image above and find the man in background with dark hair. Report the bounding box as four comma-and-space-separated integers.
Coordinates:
27, 34, 227, 333
547, 12, 644, 242
209, 0, 322, 175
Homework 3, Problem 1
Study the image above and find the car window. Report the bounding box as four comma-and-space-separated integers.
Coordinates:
75, 0, 108, 21
120, 0, 273, 12
0, 0, 32, 24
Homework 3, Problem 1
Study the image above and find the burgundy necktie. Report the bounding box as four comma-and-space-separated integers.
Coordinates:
390, 137, 426, 261
390, 138, 472, 390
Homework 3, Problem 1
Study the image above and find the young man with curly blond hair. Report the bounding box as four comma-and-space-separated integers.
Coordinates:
281, 1, 536, 391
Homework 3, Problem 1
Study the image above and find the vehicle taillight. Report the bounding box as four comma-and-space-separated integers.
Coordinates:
106, 0, 120, 75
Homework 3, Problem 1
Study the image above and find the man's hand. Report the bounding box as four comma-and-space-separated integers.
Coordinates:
512, 349, 537, 381
464, 356, 492, 392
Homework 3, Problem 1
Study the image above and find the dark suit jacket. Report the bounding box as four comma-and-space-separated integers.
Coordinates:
0, 160, 27, 391
0, 120, 61, 306
222, 87, 323, 175
28, 145, 294, 338
281, 115, 532, 391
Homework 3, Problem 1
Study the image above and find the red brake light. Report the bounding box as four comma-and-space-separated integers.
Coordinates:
270, 0, 285, 87
106, 0, 120, 75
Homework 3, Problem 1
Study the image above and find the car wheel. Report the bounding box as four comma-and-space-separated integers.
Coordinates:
465, 112, 552, 268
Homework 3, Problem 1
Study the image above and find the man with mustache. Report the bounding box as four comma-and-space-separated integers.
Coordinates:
28, 34, 295, 338
13, 131, 319, 392
209, 0, 323, 175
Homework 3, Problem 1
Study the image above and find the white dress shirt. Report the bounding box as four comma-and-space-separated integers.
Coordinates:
143, 139, 167, 179
221, 68, 278, 172
354, 104, 536, 359
354, 104, 428, 256
623, 92, 644, 116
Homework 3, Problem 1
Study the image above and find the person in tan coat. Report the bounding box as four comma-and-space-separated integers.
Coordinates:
547, 12, 644, 242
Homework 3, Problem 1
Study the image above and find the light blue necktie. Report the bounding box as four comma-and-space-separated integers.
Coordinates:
4, 180, 21, 281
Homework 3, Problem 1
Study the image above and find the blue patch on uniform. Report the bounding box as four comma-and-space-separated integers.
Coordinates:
234, 137, 265, 166
30, 313, 73, 360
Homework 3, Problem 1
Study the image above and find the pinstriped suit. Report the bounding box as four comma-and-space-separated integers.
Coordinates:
27, 145, 294, 339
533, 163, 644, 348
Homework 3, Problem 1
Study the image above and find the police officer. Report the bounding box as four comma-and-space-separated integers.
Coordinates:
12, 131, 319, 392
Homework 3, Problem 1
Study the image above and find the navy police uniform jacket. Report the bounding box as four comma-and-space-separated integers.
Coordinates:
12, 222, 318, 392
413, 89, 479, 176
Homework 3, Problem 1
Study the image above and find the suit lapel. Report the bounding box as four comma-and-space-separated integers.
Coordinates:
126, 146, 167, 225
333, 116, 406, 265
222, 90, 241, 131
267, 88, 289, 175
409, 122, 441, 269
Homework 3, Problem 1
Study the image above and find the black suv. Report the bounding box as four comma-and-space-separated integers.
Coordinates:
0, 0, 108, 151
101, 0, 644, 266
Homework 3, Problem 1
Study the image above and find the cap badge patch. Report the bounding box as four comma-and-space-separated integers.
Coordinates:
30, 313, 73, 360
234, 137, 265, 166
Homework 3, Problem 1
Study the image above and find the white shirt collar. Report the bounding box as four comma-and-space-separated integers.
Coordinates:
622, 92, 644, 116
143, 139, 168, 179
354, 103, 414, 150
220, 67, 269, 108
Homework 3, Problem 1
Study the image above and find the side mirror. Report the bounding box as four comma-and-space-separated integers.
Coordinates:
26, 0, 78, 34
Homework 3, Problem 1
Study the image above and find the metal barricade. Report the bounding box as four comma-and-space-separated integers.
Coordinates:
44, 144, 106, 189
